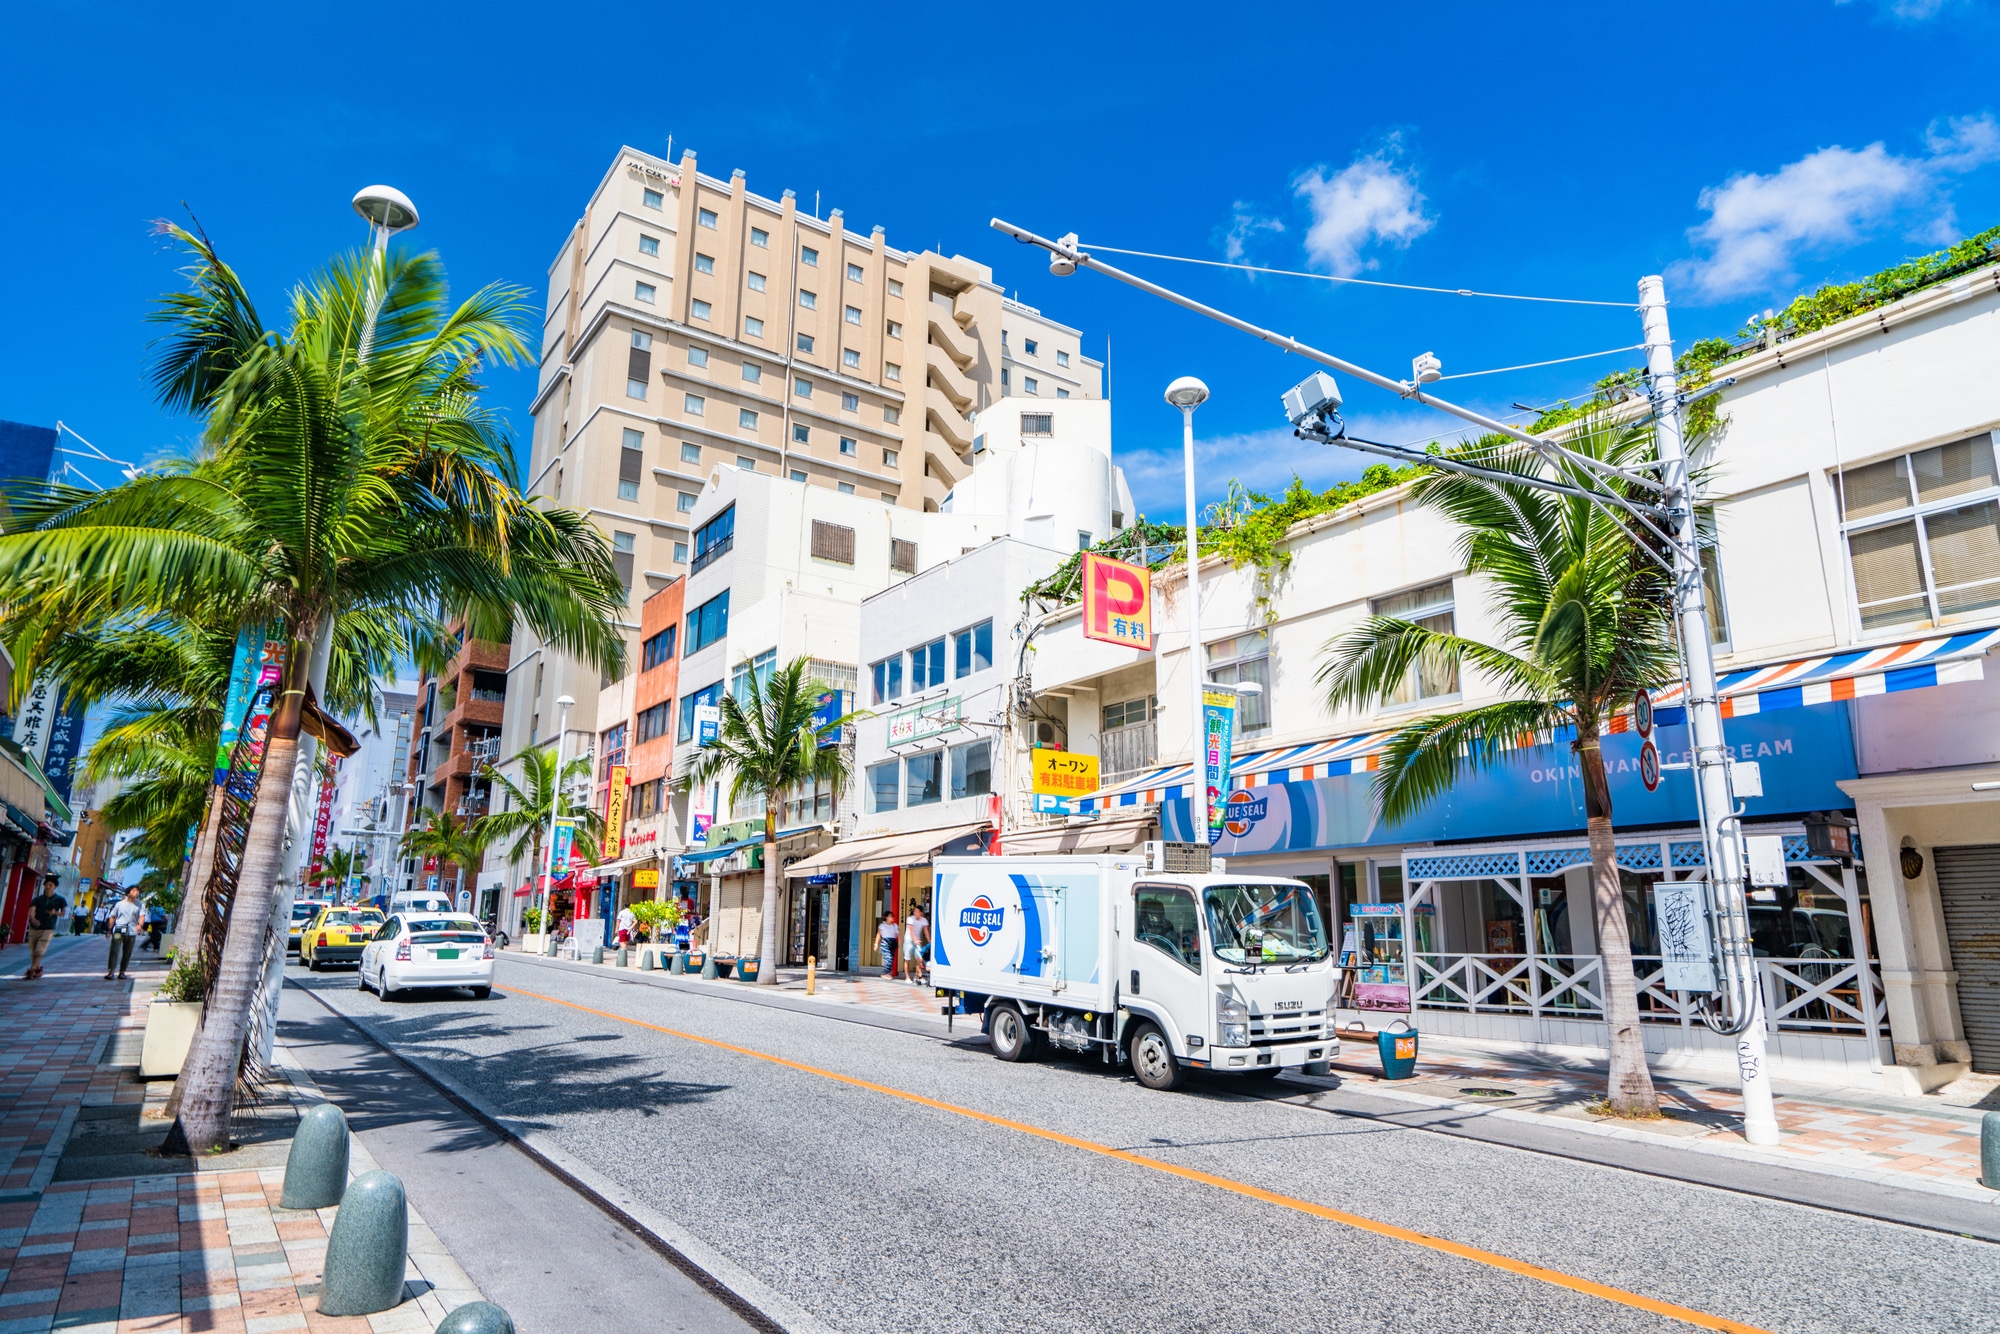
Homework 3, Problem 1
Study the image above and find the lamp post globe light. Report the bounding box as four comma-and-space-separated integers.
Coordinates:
1166, 377, 1211, 846
351, 184, 419, 256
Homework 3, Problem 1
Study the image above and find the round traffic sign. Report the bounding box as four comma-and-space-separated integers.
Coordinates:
1633, 689, 1654, 738
1639, 739, 1661, 792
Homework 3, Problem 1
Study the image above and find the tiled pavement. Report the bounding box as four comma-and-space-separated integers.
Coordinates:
0, 935, 486, 1333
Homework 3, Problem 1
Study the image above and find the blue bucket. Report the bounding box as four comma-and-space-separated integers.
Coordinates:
1376, 1021, 1418, 1079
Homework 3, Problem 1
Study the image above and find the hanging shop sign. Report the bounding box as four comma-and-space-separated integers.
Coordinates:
308, 755, 341, 874
1031, 749, 1099, 797
216, 626, 284, 783
634, 868, 660, 889
40, 691, 87, 805
886, 696, 961, 746
1081, 553, 1153, 650
550, 819, 576, 875
694, 704, 721, 747
602, 765, 628, 860
1201, 690, 1237, 847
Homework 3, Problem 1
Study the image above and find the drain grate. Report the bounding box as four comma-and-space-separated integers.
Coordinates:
1459, 1086, 1518, 1098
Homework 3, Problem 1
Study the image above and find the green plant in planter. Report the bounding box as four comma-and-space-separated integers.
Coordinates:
628, 899, 682, 942
157, 953, 207, 1004
522, 907, 546, 935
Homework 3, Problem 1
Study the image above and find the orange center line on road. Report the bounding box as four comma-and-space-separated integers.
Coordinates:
501, 983, 1770, 1334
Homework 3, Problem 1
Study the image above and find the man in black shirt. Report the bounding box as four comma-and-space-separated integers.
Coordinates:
26, 874, 66, 980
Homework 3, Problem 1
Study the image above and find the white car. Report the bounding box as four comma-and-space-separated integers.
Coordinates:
359, 912, 495, 1000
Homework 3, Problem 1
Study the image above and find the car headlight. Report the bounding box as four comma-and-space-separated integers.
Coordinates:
1217, 991, 1250, 1048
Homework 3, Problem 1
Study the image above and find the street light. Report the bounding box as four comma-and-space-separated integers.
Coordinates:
1166, 376, 1213, 848
352, 185, 418, 362
540, 695, 576, 954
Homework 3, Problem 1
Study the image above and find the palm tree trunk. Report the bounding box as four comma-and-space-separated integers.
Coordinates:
756, 805, 780, 984
176, 787, 226, 938
167, 642, 310, 1154
1579, 731, 1660, 1116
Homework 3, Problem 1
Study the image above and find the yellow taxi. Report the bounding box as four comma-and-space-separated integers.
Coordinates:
301, 906, 386, 971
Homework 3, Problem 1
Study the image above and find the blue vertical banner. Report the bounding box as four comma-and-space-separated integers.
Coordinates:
40, 690, 87, 806
550, 819, 576, 875
1201, 690, 1236, 846
215, 626, 281, 783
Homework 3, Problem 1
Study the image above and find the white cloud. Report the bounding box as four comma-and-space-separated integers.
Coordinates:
1672, 113, 2000, 301
1292, 142, 1434, 277
1220, 203, 1285, 262
1837, 0, 1954, 20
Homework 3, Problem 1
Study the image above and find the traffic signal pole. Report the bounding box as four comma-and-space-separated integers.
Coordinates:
1639, 277, 1780, 1146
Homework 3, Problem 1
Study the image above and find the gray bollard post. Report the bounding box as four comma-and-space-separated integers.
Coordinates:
591, 945, 604, 964
671, 951, 685, 975
700, 952, 718, 979
281, 1103, 351, 1210
616, 947, 628, 967
1984, 1111, 1999, 1189
435, 1301, 517, 1334
318, 1170, 409, 1317
639, 947, 655, 971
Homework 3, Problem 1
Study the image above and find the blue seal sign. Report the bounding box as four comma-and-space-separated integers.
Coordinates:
959, 895, 1005, 945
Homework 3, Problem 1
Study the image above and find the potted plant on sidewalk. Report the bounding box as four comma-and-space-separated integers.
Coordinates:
141, 949, 207, 1078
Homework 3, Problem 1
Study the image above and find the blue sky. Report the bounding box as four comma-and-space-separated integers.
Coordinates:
4, 0, 1998, 520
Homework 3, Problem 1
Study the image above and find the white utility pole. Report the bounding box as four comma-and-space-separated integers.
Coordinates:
1639, 276, 1778, 1145
1166, 377, 1211, 844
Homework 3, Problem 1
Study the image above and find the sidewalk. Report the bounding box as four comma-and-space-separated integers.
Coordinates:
0, 934, 488, 1333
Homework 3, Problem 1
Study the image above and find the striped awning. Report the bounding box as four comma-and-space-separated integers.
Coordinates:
1075, 729, 1405, 814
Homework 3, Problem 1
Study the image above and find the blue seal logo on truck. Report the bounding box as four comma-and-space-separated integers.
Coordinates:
960, 895, 1005, 945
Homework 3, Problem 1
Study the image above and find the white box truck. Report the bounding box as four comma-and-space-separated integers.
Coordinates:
930, 851, 1339, 1090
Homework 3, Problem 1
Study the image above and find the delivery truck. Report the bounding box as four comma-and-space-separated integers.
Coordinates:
929, 849, 1339, 1091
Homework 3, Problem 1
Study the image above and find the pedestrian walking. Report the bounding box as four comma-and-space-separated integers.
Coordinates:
104, 887, 142, 980
26, 875, 67, 979
93, 900, 111, 935
615, 903, 638, 947
876, 912, 900, 977
904, 903, 930, 984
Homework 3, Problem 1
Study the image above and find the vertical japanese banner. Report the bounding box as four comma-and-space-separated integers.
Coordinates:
1201, 690, 1236, 846
308, 755, 340, 879
1080, 553, 1154, 650
216, 626, 280, 782
550, 819, 576, 875
11, 675, 58, 763
602, 765, 628, 860
40, 690, 87, 806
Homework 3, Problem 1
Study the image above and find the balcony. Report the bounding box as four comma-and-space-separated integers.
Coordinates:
691, 531, 734, 575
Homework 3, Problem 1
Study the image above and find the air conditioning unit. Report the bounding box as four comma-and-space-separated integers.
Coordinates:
1144, 841, 1212, 874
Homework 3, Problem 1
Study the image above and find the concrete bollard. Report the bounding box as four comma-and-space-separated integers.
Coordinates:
616, 947, 628, 967
639, 947, 655, 971
435, 1301, 517, 1334
700, 952, 718, 979
671, 951, 685, 975
318, 1170, 409, 1317
1984, 1111, 1999, 1189
281, 1103, 350, 1210
591, 945, 604, 964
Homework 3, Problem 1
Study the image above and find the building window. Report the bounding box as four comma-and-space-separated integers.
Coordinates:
1024, 377, 1039, 395
748, 272, 766, 292
799, 290, 817, 310
688, 345, 709, 368
737, 456, 756, 472
796, 333, 815, 354
1001, 369, 1010, 390
888, 278, 904, 297
793, 423, 811, 445
844, 305, 862, 326
694, 253, 715, 275
627, 378, 647, 400
733, 408, 755, 430
886, 320, 902, 339
639, 234, 660, 257
1207, 629, 1273, 730
636, 702, 671, 742
611, 531, 636, 592
1103, 697, 1151, 730
642, 625, 678, 670
684, 393, 705, 416
883, 448, 899, 467
691, 299, 712, 321
742, 362, 762, 384
1371, 579, 1459, 704
847, 262, 865, 282
953, 620, 993, 677
632, 330, 652, 350
870, 654, 903, 704
867, 759, 900, 813
1057, 350, 1069, 367
643, 188, 663, 210
884, 406, 900, 425
841, 391, 859, 410
884, 363, 900, 382
905, 751, 943, 807
800, 246, 818, 267
890, 538, 917, 573
881, 491, 898, 503
1024, 338, 1038, 356
678, 681, 723, 741
838, 482, 855, 494
681, 442, 702, 463
750, 227, 769, 248
744, 316, 764, 338
698, 208, 718, 228
635, 282, 657, 304
790, 469, 807, 483
795, 377, 812, 398
686, 590, 731, 653
678, 492, 698, 512
692, 505, 734, 570
619, 428, 644, 501
1021, 413, 1052, 436
839, 437, 857, 456
843, 350, 860, 370
674, 542, 688, 563
950, 739, 992, 800
1078, 531, 1093, 551
731, 649, 776, 704
1838, 433, 2000, 631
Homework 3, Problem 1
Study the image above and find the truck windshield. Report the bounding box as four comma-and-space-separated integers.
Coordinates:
1203, 883, 1328, 965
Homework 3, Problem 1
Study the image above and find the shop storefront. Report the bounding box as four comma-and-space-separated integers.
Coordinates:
784, 823, 990, 974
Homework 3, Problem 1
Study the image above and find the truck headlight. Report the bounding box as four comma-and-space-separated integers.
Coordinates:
1217, 991, 1250, 1048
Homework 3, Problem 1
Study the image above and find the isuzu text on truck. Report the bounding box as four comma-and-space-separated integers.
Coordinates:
930, 851, 1338, 1090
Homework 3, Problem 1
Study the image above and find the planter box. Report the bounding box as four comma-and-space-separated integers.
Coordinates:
519, 933, 545, 954
141, 1000, 204, 1078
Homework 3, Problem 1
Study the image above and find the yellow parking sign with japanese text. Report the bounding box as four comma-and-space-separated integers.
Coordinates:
1031, 750, 1100, 796
1081, 553, 1153, 650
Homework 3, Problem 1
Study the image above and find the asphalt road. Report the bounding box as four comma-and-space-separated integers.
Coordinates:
284, 954, 1998, 1334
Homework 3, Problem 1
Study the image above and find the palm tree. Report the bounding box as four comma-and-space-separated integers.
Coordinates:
678, 657, 860, 985
0, 228, 626, 1154
480, 744, 602, 926
314, 845, 365, 897
1315, 415, 1678, 1116
397, 808, 492, 905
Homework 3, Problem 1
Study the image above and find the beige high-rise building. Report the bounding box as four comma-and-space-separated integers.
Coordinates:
493, 145, 1104, 887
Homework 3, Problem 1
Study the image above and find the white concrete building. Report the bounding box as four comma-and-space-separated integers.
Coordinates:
319, 685, 417, 897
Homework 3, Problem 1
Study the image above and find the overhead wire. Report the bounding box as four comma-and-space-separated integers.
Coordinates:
1433, 344, 1646, 380
1075, 242, 1636, 308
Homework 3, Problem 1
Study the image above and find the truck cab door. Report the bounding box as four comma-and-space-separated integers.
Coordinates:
1128, 883, 1206, 1051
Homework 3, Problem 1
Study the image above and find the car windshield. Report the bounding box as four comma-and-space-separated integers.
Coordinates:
292, 902, 324, 922
320, 911, 352, 925
1203, 882, 1329, 965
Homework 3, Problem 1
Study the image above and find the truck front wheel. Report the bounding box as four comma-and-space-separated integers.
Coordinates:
989, 1003, 1038, 1063
1128, 1021, 1183, 1091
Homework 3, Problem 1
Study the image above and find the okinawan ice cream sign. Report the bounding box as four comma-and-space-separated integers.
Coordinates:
1081, 553, 1153, 650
